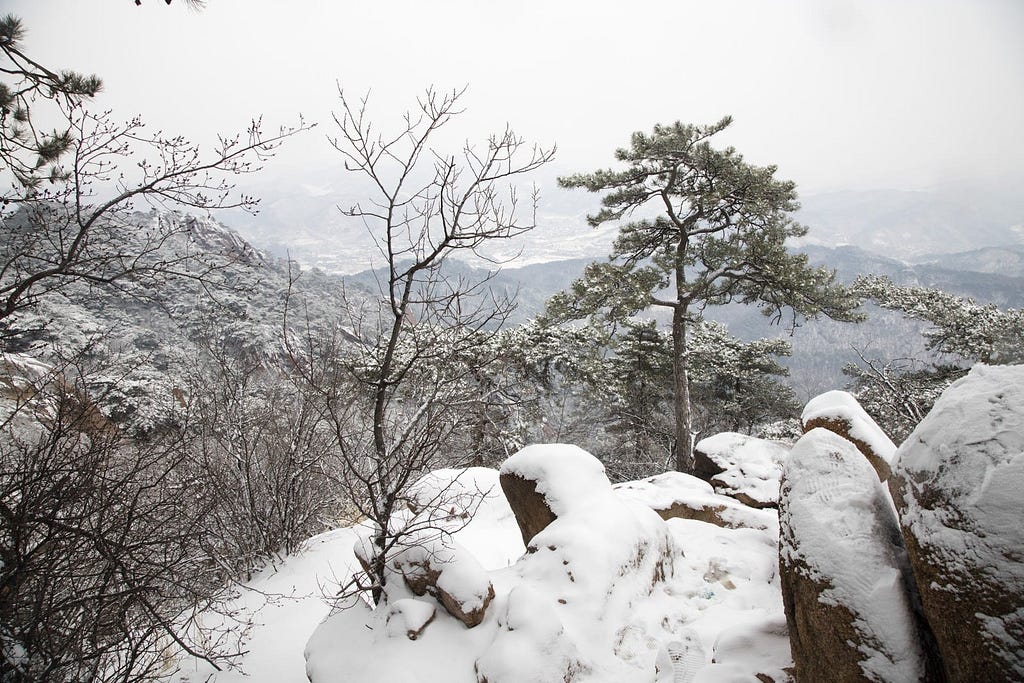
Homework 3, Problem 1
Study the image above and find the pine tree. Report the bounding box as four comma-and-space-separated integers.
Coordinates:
548, 117, 861, 471
847, 275, 1024, 440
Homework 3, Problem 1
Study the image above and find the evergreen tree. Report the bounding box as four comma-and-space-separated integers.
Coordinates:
847, 275, 1024, 440
854, 275, 1024, 364
687, 320, 798, 435
0, 14, 101, 192
548, 117, 861, 471
604, 320, 674, 470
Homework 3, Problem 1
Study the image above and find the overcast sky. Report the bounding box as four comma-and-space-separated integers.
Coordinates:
8, 0, 1024, 196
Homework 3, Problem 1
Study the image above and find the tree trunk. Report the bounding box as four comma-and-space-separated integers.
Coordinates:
672, 303, 694, 473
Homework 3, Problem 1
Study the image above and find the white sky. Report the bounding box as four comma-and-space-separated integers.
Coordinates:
7, 0, 1024, 195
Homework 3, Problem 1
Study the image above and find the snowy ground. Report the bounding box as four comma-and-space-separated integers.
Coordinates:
176, 449, 791, 683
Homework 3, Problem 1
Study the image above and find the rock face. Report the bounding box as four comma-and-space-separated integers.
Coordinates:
779, 428, 933, 683
889, 364, 1024, 682
498, 472, 557, 546
801, 390, 896, 481
693, 433, 790, 508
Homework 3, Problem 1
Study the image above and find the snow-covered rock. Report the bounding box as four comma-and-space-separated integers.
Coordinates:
614, 471, 777, 531
692, 432, 790, 508
388, 529, 495, 628
485, 444, 685, 681
889, 364, 1024, 681
779, 428, 932, 682
801, 389, 897, 481
498, 443, 609, 544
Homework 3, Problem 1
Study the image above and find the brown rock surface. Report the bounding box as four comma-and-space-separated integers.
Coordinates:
801, 390, 896, 482
499, 471, 557, 545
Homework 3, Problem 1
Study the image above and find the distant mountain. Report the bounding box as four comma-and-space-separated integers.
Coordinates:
910, 244, 1024, 279
794, 189, 1023, 260
226, 173, 1024, 273
5, 211, 364, 433
21, 206, 1018, 432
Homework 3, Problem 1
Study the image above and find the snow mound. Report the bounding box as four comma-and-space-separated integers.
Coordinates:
385, 598, 437, 640
889, 363, 1024, 680
801, 389, 897, 480
693, 432, 789, 508
779, 428, 929, 682
404, 467, 525, 569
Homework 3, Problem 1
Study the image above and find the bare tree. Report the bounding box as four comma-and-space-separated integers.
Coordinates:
0, 354, 243, 682
289, 87, 552, 604
178, 334, 341, 578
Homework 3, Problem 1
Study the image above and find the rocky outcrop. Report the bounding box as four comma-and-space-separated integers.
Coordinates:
480, 445, 684, 682
889, 364, 1024, 682
614, 471, 776, 531
2, 352, 117, 442
693, 433, 790, 508
801, 390, 896, 482
779, 428, 934, 682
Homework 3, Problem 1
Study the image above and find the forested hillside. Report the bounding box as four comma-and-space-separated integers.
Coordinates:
3, 6, 1023, 682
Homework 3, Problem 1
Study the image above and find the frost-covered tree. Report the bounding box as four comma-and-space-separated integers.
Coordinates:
847, 275, 1024, 440
548, 117, 861, 471
687, 320, 798, 436
0, 355, 244, 681
576, 319, 796, 479
854, 275, 1024, 364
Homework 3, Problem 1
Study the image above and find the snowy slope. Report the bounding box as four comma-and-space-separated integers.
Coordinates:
178, 450, 792, 683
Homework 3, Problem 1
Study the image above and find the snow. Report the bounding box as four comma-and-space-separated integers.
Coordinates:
181, 446, 791, 683
388, 527, 493, 614
693, 432, 790, 507
801, 389, 897, 465
176, 528, 360, 683
384, 599, 437, 640
780, 428, 927, 682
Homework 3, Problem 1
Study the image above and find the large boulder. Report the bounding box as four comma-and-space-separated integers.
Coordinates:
498, 444, 609, 545
693, 432, 790, 508
779, 428, 935, 682
889, 364, 1024, 681
480, 444, 684, 682
801, 390, 896, 481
